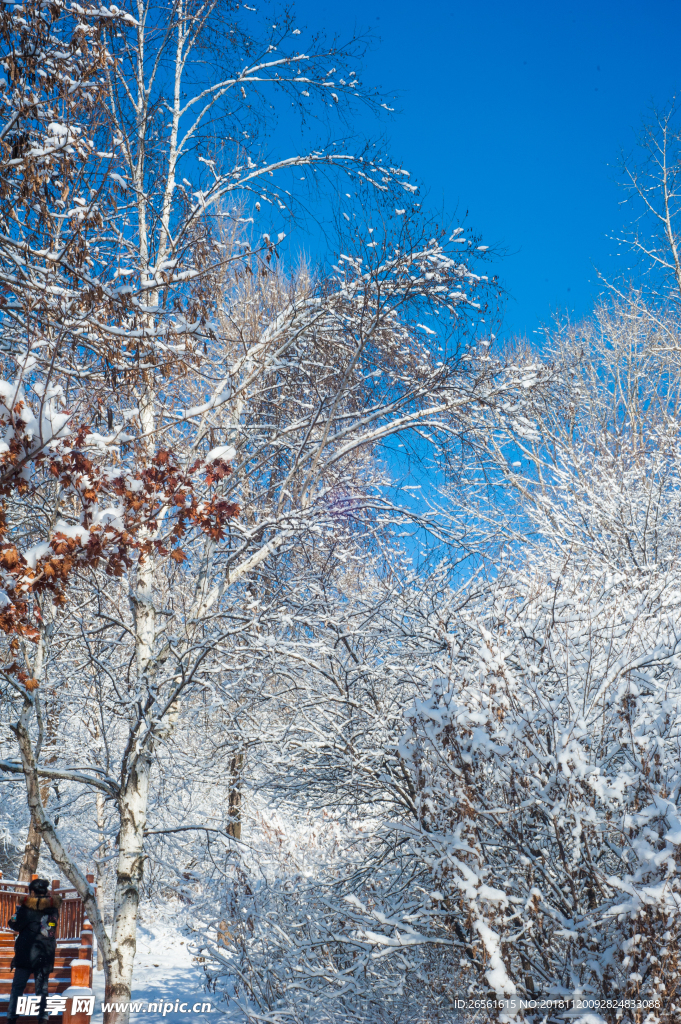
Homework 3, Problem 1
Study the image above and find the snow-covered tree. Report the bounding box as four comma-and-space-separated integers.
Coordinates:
0, 24, 513, 1010
396, 304, 681, 1022
191, 301, 681, 1024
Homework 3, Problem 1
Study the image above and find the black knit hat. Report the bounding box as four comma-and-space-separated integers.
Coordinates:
28, 878, 49, 895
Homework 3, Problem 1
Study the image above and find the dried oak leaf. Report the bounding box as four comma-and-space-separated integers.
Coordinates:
0, 546, 20, 569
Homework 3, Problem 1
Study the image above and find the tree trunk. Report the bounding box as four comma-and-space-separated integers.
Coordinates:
17, 816, 42, 881
96, 790, 106, 971
100, 384, 157, 1024
102, 761, 150, 1024
226, 751, 243, 840
18, 783, 50, 880
13, 704, 111, 961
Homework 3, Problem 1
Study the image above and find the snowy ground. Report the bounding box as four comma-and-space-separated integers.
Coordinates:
90, 910, 232, 1024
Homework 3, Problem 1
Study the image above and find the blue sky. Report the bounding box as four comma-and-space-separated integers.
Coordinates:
291, 0, 681, 341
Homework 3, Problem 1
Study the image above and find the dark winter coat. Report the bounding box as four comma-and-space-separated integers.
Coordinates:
9, 894, 62, 972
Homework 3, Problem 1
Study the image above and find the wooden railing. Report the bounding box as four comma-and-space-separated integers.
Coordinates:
0, 873, 95, 1022
0, 873, 92, 942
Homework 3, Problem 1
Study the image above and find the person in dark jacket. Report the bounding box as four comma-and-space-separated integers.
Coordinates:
7, 877, 62, 1024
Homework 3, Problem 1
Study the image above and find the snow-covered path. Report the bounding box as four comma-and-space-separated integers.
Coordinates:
91, 912, 226, 1024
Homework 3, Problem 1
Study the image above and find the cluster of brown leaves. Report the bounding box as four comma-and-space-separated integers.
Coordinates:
0, 421, 239, 673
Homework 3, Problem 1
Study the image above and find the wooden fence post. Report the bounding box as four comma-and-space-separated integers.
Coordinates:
62, 958, 94, 1024
79, 923, 94, 987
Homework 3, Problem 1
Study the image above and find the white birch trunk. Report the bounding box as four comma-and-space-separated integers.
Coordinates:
103, 758, 151, 1024
103, 385, 158, 1024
